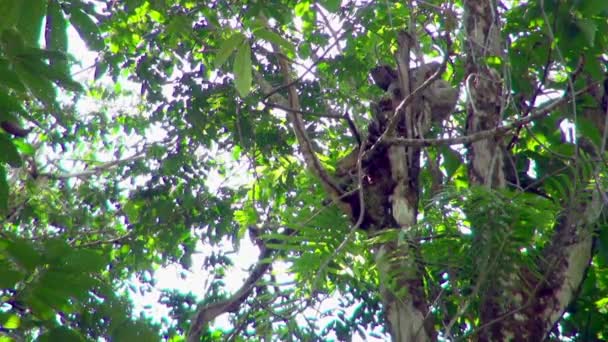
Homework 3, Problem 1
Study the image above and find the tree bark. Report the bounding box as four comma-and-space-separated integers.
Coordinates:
463, 1, 600, 340
375, 32, 434, 342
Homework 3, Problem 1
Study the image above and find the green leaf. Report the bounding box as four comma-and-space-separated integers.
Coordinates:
0, 134, 21, 167
577, 117, 602, 147
68, 7, 103, 51
61, 250, 107, 272
14, 63, 57, 107
0, 165, 6, 214
0, 0, 21, 31
166, 15, 192, 40
16, 0, 47, 44
439, 146, 462, 178
43, 239, 72, 261
295, 1, 311, 17
233, 43, 252, 97
214, 32, 245, 68
574, 18, 597, 46
234, 207, 258, 228
0, 58, 26, 92
579, 1, 608, 16
232, 145, 242, 160
0, 89, 26, 114
111, 321, 158, 341
254, 28, 295, 54
36, 327, 84, 342
13, 139, 35, 155
6, 238, 42, 271
19, 53, 83, 92
2, 315, 20, 329
1, 27, 27, 58
0, 263, 22, 288
597, 227, 608, 267
45, 0, 69, 75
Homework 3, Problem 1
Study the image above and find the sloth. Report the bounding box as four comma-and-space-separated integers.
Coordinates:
371, 62, 459, 125
332, 62, 459, 229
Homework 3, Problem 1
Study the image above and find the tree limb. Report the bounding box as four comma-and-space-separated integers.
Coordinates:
186, 247, 273, 342
38, 153, 145, 180
386, 84, 594, 148
273, 47, 349, 214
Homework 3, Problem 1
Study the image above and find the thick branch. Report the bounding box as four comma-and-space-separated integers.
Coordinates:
538, 197, 599, 339
274, 50, 348, 212
386, 86, 592, 148
375, 30, 435, 342
254, 55, 349, 215
187, 248, 272, 342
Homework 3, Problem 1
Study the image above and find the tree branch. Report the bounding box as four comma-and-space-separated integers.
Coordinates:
271, 41, 349, 214
264, 102, 345, 119
38, 151, 146, 180
186, 247, 272, 342
255, 62, 347, 214
261, 28, 350, 102
386, 84, 594, 148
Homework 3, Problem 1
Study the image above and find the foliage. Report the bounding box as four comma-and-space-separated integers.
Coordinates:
0, 0, 608, 341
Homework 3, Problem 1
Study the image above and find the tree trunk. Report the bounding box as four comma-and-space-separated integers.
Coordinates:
463, 0, 599, 340
373, 32, 434, 342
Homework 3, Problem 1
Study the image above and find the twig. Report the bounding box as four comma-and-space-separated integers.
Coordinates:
38, 151, 145, 180
262, 28, 351, 102
264, 102, 345, 119
344, 111, 362, 147
507, 35, 554, 150
312, 143, 366, 290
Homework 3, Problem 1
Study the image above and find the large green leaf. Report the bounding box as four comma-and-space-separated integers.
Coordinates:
0, 88, 26, 114
574, 18, 597, 46
19, 53, 83, 92
0, 314, 20, 329
61, 249, 108, 272
233, 42, 252, 97
254, 27, 295, 54
214, 32, 245, 68
0, 134, 21, 167
45, 0, 69, 75
0, 58, 26, 91
0, 0, 21, 31
13, 62, 57, 106
68, 6, 103, 51
16, 0, 46, 44
0, 165, 7, 214
36, 327, 84, 342
0, 262, 23, 288
320, 0, 341, 12
6, 238, 43, 272
0, 27, 27, 58
439, 146, 463, 179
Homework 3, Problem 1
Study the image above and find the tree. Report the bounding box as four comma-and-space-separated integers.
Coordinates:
1, 0, 608, 341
